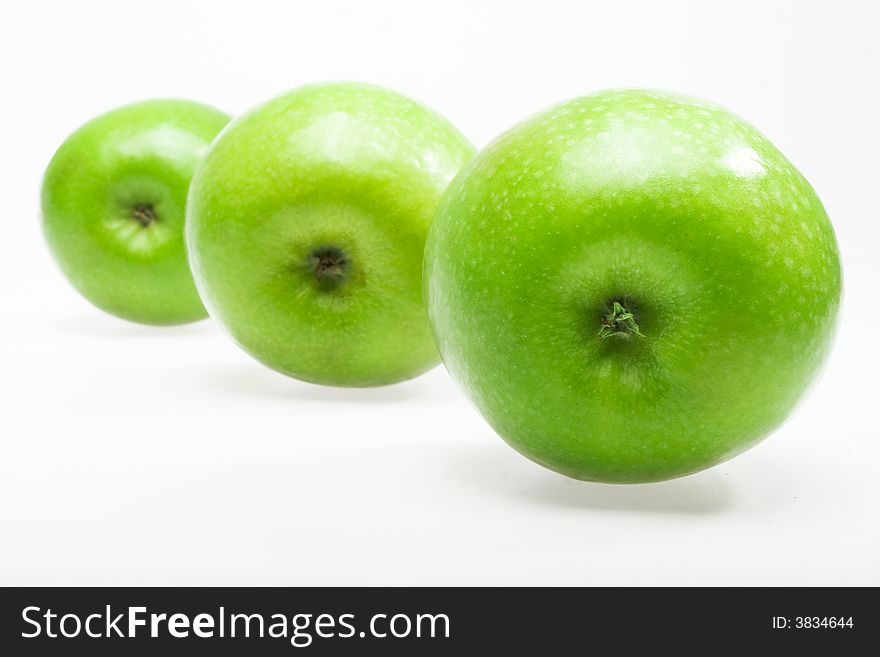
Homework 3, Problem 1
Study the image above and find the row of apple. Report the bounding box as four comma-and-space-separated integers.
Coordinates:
41, 83, 841, 483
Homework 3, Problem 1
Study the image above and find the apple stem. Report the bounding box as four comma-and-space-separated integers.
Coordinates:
132, 204, 156, 227
599, 301, 643, 340
310, 247, 350, 288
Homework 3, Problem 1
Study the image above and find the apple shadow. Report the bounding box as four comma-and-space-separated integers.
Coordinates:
197, 362, 441, 404
526, 469, 733, 514
47, 311, 217, 339
444, 442, 735, 514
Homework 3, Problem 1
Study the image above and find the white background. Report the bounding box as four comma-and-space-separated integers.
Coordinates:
1, 0, 878, 585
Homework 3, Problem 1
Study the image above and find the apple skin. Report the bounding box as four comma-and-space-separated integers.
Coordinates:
42, 100, 230, 325
187, 82, 474, 386
425, 89, 842, 483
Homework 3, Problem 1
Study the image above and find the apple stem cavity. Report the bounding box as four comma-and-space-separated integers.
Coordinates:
599, 300, 644, 340
310, 246, 350, 290
132, 203, 157, 228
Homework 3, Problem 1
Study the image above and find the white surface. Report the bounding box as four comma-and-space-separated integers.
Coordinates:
1, 0, 878, 586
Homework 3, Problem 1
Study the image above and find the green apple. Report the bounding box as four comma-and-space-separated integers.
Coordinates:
42, 100, 229, 325
425, 89, 842, 483
186, 82, 474, 386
